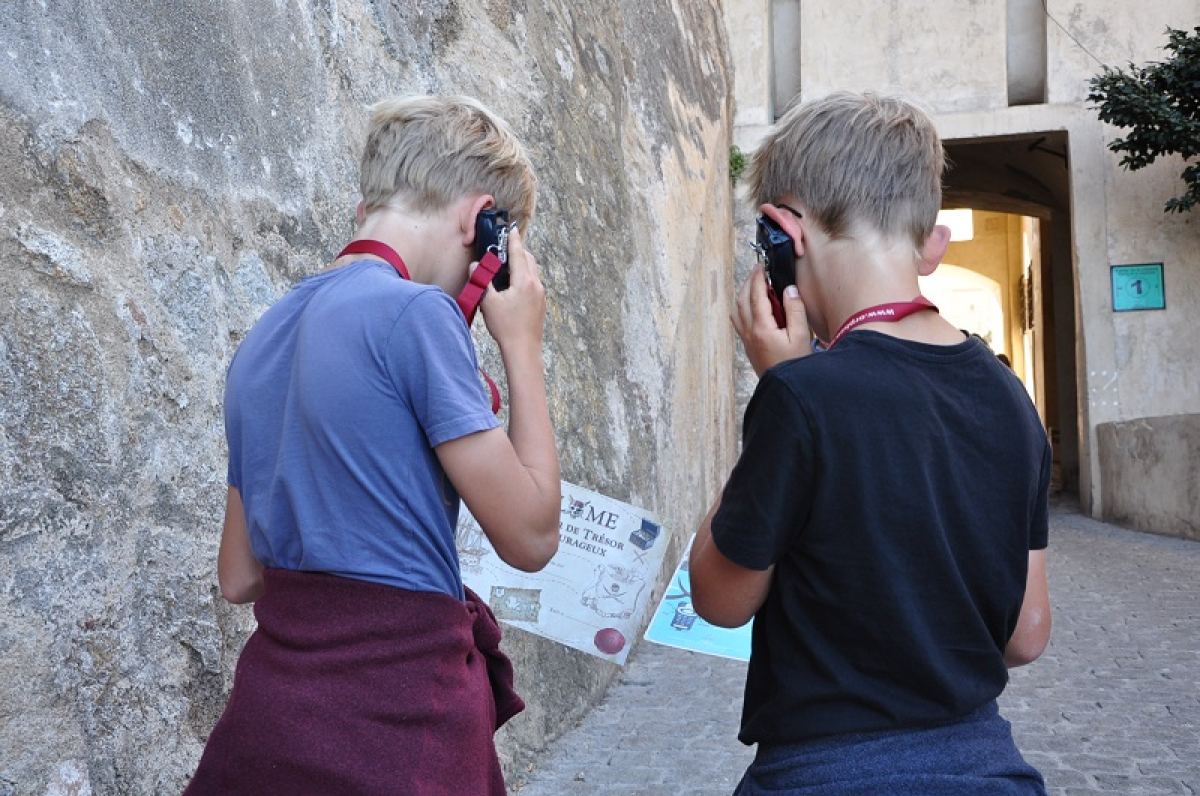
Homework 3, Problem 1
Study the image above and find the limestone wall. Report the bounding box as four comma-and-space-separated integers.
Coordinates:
800, 0, 1009, 113
1098, 415, 1200, 542
0, 1, 736, 792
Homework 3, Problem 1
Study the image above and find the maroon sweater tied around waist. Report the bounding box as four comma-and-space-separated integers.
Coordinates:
185, 569, 524, 795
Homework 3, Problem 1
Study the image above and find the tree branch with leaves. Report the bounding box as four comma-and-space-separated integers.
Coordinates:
1088, 26, 1200, 214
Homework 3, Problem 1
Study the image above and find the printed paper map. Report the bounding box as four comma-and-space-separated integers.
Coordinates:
457, 481, 668, 665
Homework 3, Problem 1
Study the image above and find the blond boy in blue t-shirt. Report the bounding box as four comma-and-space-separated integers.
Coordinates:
188, 95, 559, 795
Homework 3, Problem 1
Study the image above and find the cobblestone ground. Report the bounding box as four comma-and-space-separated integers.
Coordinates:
510, 500, 1200, 795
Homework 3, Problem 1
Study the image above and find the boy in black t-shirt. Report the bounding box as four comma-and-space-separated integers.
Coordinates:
689, 92, 1052, 793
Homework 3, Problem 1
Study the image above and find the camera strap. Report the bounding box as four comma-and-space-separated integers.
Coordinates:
826, 296, 939, 348
455, 251, 505, 414
455, 251, 503, 326
766, 285, 786, 328
335, 239, 502, 414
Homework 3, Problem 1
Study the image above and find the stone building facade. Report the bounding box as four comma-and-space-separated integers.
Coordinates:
725, 0, 1200, 538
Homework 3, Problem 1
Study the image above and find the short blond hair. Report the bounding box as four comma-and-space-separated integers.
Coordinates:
359, 94, 537, 228
746, 92, 944, 248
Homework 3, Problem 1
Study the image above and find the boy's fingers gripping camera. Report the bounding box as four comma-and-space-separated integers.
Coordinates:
474, 208, 514, 292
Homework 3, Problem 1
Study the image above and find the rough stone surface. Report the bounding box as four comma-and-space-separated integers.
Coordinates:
800, 0, 1009, 113
1097, 414, 1200, 542
0, 1, 735, 791
731, 191, 760, 430
511, 500, 1200, 795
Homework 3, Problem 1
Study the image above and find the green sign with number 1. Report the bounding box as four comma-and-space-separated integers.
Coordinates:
1111, 263, 1165, 312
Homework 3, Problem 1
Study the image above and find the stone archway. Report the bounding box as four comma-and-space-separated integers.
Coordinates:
942, 132, 1080, 497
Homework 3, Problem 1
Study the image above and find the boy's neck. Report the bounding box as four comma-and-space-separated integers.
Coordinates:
331, 205, 470, 295
816, 238, 962, 346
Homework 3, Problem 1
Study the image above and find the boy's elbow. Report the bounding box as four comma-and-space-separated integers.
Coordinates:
1005, 611, 1052, 668
507, 539, 558, 573
500, 514, 559, 573
687, 537, 764, 629
692, 592, 753, 629
219, 572, 264, 605
1004, 638, 1048, 668
505, 542, 558, 573
692, 601, 732, 627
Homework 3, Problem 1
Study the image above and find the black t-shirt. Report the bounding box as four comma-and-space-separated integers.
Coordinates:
711, 331, 1051, 745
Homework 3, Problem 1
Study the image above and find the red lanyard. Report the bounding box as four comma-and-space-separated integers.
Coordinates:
337, 239, 410, 280
336, 239, 502, 326
826, 296, 939, 348
335, 239, 502, 414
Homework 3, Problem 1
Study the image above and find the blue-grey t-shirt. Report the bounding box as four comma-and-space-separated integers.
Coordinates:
224, 259, 500, 597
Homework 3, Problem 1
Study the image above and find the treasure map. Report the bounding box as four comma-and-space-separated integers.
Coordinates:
457, 481, 669, 665
642, 534, 753, 661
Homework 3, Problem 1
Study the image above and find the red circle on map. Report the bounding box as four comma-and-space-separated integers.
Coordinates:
594, 628, 626, 655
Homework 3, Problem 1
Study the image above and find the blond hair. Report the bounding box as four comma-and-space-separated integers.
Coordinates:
746, 92, 945, 248
359, 94, 536, 228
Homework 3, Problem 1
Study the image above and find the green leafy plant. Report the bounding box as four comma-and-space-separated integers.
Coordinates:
729, 145, 746, 186
1087, 26, 1200, 213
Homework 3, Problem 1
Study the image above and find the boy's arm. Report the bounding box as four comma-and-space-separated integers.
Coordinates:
688, 494, 773, 628
437, 227, 560, 572
217, 486, 264, 604
1004, 548, 1051, 667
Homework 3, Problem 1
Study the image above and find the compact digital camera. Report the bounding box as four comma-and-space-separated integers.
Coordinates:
474, 208, 514, 291
751, 213, 797, 327
753, 213, 796, 297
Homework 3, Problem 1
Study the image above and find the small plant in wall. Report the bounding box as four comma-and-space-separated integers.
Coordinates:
1087, 26, 1200, 214
729, 145, 746, 186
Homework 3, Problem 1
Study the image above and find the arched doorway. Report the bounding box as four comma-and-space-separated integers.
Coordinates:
937, 133, 1079, 497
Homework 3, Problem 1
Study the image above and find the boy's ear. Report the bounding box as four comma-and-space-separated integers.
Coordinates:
918, 224, 952, 276
759, 203, 806, 259
461, 194, 496, 248
355, 201, 365, 226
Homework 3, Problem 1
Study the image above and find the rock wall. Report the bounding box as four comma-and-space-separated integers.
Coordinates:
0, 1, 736, 792
1098, 415, 1200, 542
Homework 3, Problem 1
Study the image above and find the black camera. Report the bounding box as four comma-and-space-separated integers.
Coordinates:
751, 214, 797, 327
753, 214, 796, 297
474, 208, 513, 291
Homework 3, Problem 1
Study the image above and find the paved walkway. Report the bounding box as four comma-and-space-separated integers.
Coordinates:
511, 501, 1200, 795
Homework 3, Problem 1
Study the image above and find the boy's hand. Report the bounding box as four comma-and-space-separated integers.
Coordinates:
478, 225, 546, 352
733, 265, 811, 377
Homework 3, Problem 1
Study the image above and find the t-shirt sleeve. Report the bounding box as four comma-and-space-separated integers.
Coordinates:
384, 290, 500, 447
1029, 436, 1052, 550
710, 369, 815, 571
